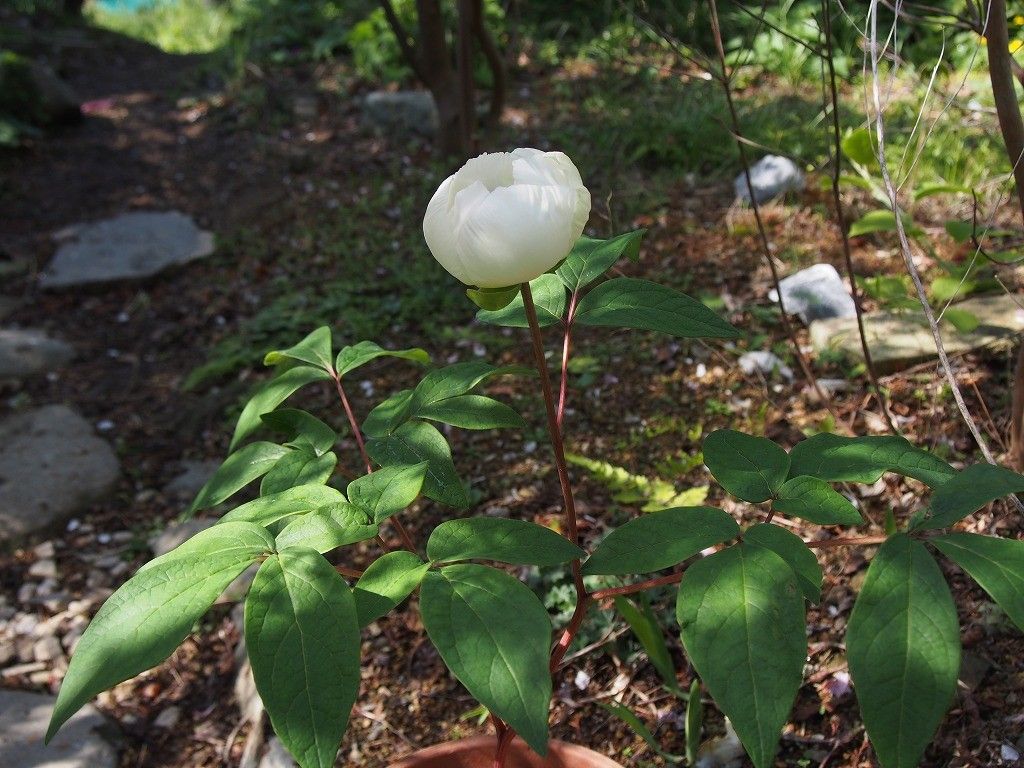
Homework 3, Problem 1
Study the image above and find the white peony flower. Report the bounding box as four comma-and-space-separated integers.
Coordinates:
423, 148, 591, 288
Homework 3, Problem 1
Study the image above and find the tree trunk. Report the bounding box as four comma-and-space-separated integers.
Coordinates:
415, 0, 469, 156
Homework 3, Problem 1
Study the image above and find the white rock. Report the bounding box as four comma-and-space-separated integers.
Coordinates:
0, 328, 74, 379
738, 350, 793, 381
28, 559, 57, 579
0, 688, 118, 767
769, 263, 856, 324
33, 635, 63, 662
735, 155, 805, 204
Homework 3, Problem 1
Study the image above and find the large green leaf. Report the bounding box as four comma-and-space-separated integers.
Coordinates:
260, 409, 337, 456
703, 429, 790, 504
245, 548, 361, 768
264, 326, 334, 372
362, 389, 414, 438
916, 463, 1024, 530
574, 278, 739, 339
347, 463, 428, 524
190, 441, 290, 514
848, 209, 923, 239
744, 523, 822, 603
676, 543, 806, 768
846, 535, 960, 768
231, 366, 333, 450
259, 448, 337, 496
788, 433, 954, 487
932, 532, 1024, 632
47, 522, 273, 741
420, 564, 552, 754
335, 340, 430, 378
841, 127, 876, 167
409, 362, 529, 414
353, 551, 430, 627
365, 421, 469, 509
416, 394, 525, 430
427, 517, 584, 566
275, 502, 379, 553
556, 230, 645, 292
582, 506, 739, 576
773, 475, 863, 526
476, 273, 567, 327
220, 484, 346, 526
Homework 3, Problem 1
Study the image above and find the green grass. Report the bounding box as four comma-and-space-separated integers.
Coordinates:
85, 0, 243, 54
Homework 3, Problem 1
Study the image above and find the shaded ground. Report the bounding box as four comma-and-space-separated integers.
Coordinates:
1, 12, 1023, 768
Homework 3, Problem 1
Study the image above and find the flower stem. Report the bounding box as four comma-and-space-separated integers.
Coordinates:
556, 291, 578, 430
332, 373, 417, 553
521, 282, 586, 597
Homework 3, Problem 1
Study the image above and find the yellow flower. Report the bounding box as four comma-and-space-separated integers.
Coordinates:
1013, 39, 1024, 53
1014, 15, 1024, 25
981, 35, 988, 45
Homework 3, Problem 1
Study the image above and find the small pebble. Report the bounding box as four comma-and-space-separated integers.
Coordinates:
27, 559, 57, 579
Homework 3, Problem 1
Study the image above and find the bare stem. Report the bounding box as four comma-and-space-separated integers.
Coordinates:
805, 534, 888, 549
549, 594, 593, 672
589, 572, 685, 601
557, 292, 579, 430
521, 282, 587, 597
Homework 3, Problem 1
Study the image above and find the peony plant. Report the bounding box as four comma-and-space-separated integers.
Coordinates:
47, 148, 1024, 768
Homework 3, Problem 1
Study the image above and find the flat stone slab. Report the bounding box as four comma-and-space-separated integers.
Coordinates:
0, 328, 74, 378
0, 405, 121, 541
0, 689, 118, 767
811, 293, 1024, 374
362, 90, 438, 138
41, 211, 214, 289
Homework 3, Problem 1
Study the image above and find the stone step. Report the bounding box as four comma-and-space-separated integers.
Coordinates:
0, 688, 118, 767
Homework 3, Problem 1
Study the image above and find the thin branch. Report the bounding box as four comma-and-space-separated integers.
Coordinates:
472, 0, 506, 124
820, 0, 899, 434
867, 0, 1024, 514
377, 0, 429, 84
707, 0, 838, 416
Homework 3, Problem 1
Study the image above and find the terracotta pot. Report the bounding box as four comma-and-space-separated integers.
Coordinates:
388, 736, 623, 768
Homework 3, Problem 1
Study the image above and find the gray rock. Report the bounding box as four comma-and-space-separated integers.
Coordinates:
164, 460, 220, 498
0, 688, 118, 767
41, 211, 215, 289
0, 405, 121, 541
362, 90, 438, 138
260, 737, 298, 768
769, 263, 856, 323
738, 350, 793, 381
0, 328, 74, 378
148, 518, 215, 558
811, 293, 1024, 374
735, 154, 805, 204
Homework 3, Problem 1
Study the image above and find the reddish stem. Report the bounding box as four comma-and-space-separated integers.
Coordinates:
549, 593, 593, 672
334, 565, 365, 579
332, 373, 417, 553
521, 283, 587, 597
805, 534, 887, 549
589, 571, 686, 601
492, 727, 516, 768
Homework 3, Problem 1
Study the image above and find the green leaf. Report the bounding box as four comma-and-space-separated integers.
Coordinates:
416, 394, 525, 430
260, 409, 337, 456
347, 463, 428, 524
334, 340, 430, 378
575, 278, 739, 339
676, 543, 806, 768
943, 307, 980, 333
914, 183, 971, 201
365, 421, 469, 509
259, 449, 337, 496
47, 522, 273, 741
555, 230, 646, 292
245, 548, 361, 768
582, 506, 739, 576
841, 127, 876, 167
362, 389, 413, 438
420, 564, 552, 754
945, 220, 973, 243
409, 362, 529, 415
476, 273, 567, 327
846, 535, 960, 768
231, 366, 333, 451
220, 484, 346, 526
931, 275, 976, 304
190, 442, 290, 514
788, 433, 954, 487
615, 595, 682, 696
916, 463, 1024, 530
685, 678, 703, 766
848, 209, 923, 239
427, 517, 584, 566
932, 532, 1024, 632
703, 429, 790, 504
264, 326, 334, 372
275, 502, 378, 553
352, 551, 430, 627
466, 284, 521, 310
744, 523, 822, 603
773, 475, 863, 526
600, 702, 684, 764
